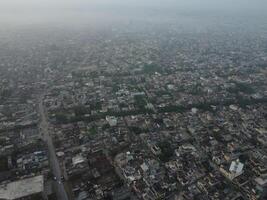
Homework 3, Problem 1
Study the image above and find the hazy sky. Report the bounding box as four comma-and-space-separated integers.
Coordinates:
0, 0, 267, 26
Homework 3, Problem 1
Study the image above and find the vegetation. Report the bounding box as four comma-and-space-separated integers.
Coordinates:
55, 98, 267, 124
55, 112, 69, 123
158, 141, 174, 162
134, 95, 147, 109
227, 82, 255, 94
142, 64, 162, 74
74, 105, 89, 116
89, 126, 97, 135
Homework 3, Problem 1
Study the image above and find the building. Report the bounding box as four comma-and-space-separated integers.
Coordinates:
0, 175, 46, 200
229, 159, 244, 180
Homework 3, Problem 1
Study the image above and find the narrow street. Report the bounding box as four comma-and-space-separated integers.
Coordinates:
38, 96, 69, 200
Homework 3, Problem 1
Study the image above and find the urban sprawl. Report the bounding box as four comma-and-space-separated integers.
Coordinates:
0, 25, 267, 200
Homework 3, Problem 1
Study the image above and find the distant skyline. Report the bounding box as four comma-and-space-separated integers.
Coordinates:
1, 0, 267, 11
0, 0, 267, 26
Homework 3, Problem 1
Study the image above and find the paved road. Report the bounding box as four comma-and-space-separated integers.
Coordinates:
38, 97, 69, 200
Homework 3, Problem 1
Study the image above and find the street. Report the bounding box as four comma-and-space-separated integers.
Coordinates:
38, 96, 69, 200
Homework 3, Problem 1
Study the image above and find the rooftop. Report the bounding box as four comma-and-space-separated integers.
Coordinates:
0, 175, 44, 200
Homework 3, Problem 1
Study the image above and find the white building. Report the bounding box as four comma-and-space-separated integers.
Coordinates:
229, 159, 244, 179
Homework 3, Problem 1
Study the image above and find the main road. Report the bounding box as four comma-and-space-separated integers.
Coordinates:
38, 96, 69, 200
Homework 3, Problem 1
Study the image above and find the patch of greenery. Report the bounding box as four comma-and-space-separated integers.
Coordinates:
158, 141, 174, 162
142, 64, 162, 74
227, 82, 255, 94
55, 113, 68, 123
74, 106, 89, 116
134, 95, 147, 109
89, 126, 97, 135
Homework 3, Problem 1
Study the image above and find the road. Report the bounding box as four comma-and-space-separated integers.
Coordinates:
38, 96, 69, 200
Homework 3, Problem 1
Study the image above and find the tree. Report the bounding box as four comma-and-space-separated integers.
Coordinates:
158, 141, 173, 162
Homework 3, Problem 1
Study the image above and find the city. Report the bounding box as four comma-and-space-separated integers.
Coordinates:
0, 0, 267, 200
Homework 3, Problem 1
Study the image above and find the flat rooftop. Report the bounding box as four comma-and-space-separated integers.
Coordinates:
0, 175, 44, 200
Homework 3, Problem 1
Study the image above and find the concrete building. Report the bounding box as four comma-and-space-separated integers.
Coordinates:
0, 175, 46, 200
